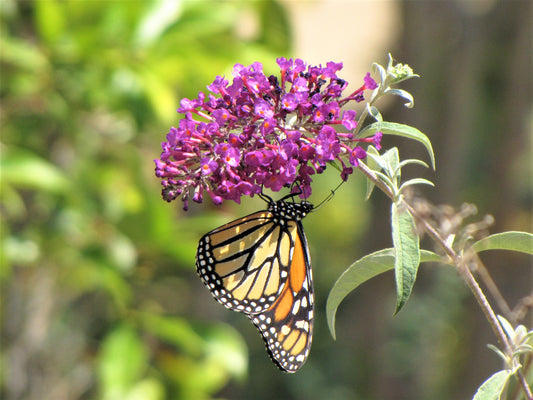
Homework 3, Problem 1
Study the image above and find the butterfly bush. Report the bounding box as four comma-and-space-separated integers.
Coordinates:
155, 58, 382, 210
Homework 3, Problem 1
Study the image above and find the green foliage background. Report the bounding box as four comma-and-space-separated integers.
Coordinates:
1, 1, 531, 400
1, 2, 367, 399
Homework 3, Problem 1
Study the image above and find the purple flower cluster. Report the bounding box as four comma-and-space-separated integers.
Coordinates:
155, 58, 381, 210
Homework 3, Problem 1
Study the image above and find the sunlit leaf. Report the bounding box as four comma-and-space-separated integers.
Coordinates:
359, 122, 435, 170
3, 235, 40, 265
399, 178, 435, 193
326, 248, 440, 339
0, 32, 48, 71
472, 231, 533, 256
367, 104, 383, 122
1, 148, 69, 193
138, 313, 205, 356
391, 202, 420, 314
365, 146, 381, 199
372, 61, 387, 84
135, 0, 183, 47
395, 158, 429, 173
140, 71, 178, 123
472, 370, 511, 400
204, 323, 248, 379
384, 88, 415, 108
106, 233, 138, 273
125, 379, 165, 400
35, 0, 66, 43
98, 325, 148, 400
382, 147, 400, 178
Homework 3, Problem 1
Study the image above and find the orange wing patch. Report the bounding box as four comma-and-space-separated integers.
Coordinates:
248, 223, 314, 373
289, 223, 306, 292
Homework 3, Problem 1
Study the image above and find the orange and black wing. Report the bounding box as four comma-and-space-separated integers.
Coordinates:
195, 211, 293, 314
248, 220, 314, 373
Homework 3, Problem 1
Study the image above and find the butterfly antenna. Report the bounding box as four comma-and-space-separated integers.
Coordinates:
258, 190, 273, 205
280, 183, 303, 202
313, 180, 345, 210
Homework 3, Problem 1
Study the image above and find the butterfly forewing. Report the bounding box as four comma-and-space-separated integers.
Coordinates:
196, 211, 293, 314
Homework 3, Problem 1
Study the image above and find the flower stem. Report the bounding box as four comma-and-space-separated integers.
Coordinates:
357, 161, 533, 399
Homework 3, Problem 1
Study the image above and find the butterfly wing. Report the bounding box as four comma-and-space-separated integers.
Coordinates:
248, 220, 314, 373
196, 211, 293, 314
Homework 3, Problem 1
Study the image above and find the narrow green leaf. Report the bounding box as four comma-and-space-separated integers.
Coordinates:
372, 61, 387, 84
392, 158, 429, 184
496, 315, 516, 342
326, 248, 440, 339
384, 88, 415, 108
399, 178, 435, 193
396, 158, 429, 172
472, 370, 511, 400
472, 231, 533, 256
373, 171, 395, 191
359, 122, 435, 170
391, 202, 420, 315
367, 104, 383, 122
487, 344, 509, 364
365, 147, 381, 199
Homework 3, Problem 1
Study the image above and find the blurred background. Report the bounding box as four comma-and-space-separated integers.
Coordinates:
1, 1, 531, 399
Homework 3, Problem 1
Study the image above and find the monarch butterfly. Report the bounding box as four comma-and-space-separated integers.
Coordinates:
195, 193, 314, 372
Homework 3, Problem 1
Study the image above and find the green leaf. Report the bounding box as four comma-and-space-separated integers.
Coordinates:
140, 70, 178, 123
125, 379, 165, 400
0, 34, 48, 72
326, 248, 440, 339
134, 0, 184, 47
366, 151, 389, 172
1, 148, 69, 193
98, 325, 148, 400
391, 202, 420, 315
396, 158, 429, 173
367, 104, 383, 122
472, 370, 511, 400
399, 178, 435, 193
382, 147, 400, 175
34, 0, 66, 43
203, 323, 248, 378
365, 146, 381, 199
384, 88, 415, 108
372, 61, 387, 84
472, 231, 533, 256
138, 313, 205, 356
497, 315, 516, 342
359, 122, 435, 170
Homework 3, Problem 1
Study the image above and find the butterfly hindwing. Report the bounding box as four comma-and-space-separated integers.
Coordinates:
248, 220, 314, 373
